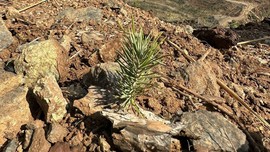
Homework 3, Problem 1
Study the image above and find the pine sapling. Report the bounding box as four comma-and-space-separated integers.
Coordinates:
116, 26, 163, 113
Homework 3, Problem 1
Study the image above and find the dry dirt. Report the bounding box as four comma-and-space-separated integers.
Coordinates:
0, 0, 269, 151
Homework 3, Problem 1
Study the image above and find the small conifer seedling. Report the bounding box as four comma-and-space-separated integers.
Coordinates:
116, 27, 163, 113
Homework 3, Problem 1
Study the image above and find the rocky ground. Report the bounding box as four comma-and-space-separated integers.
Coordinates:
0, 0, 269, 152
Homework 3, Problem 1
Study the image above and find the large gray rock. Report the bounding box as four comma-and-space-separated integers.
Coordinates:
0, 62, 33, 146
173, 110, 249, 152
0, 18, 13, 51
14, 39, 69, 122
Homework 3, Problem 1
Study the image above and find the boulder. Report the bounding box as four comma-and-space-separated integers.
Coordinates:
14, 39, 68, 87
0, 62, 33, 146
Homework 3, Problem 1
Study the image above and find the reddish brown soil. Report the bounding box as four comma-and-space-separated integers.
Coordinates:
0, 0, 269, 151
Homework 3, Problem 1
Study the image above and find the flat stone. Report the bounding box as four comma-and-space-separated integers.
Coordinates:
176, 110, 249, 152
185, 61, 220, 96
81, 31, 104, 45
82, 62, 120, 88
0, 62, 32, 146
99, 39, 121, 62
73, 86, 108, 116
0, 18, 13, 51
14, 39, 68, 87
33, 75, 67, 122
28, 128, 51, 152
100, 109, 174, 152
57, 7, 102, 22
47, 123, 69, 143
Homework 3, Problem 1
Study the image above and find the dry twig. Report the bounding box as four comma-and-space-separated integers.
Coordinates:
169, 83, 234, 116
168, 40, 195, 63
217, 79, 270, 129
198, 49, 212, 62
171, 87, 198, 110
18, 0, 47, 13
237, 36, 270, 45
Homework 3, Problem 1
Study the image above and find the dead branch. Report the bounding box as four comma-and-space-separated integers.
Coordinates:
167, 40, 195, 63
170, 84, 233, 116
18, 0, 48, 13
237, 36, 270, 45
198, 49, 212, 62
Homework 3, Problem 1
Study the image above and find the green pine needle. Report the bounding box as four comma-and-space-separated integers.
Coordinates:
116, 26, 163, 113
